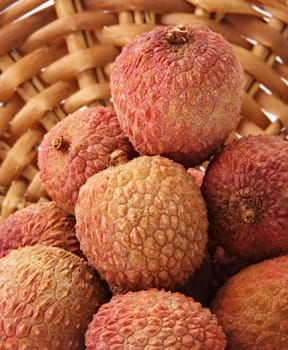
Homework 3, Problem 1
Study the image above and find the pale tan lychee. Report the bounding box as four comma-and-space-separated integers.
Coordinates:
211, 254, 288, 349
75, 155, 208, 294
85, 288, 226, 350
0, 245, 109, 350
38, 106, 136, 214
0, 201, 81, 258
110, 24, 244, 166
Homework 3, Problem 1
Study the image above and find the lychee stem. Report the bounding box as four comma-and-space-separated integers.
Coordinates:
109, 149, 128, 166
240, 206, 256, 224
165, 25, 188, 44
51, 137, 66, 150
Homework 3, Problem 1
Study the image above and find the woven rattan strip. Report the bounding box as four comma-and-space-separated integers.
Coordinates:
0, 0, 287, 219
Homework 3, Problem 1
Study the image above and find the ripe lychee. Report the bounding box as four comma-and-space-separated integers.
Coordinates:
38, 106, 137, 214
75, 154, 208, 294
110, 24, 244, 167
85, 288, 226, 350
211, 254, 288, 350
0, 245, 109, 350
0, 200, 81, 258
201, 135, 288, 261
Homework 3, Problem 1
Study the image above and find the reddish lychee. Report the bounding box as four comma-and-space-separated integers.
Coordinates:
0, 245, 109, 350
38, 106, 136, 214
0, 201, 81, 258
85, 288, 226, 350
75, 154, 208, 294
110, 24, 244, 166
201, 135, 288, 261
211, 254, 288, 349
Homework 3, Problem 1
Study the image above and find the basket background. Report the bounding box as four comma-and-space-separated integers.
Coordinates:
0, 0, 287, 219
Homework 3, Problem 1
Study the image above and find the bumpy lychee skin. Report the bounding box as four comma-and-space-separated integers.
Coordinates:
0, 201, 82, 258
38, 106, 136, 214
75, 155, 208, 294
201, 135, 288, 261
0, 245, 109, 350
110, 24, 244, 167
211, 255, 288, 350
85, 288, 226, 350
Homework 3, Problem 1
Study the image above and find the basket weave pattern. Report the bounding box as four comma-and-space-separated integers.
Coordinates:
0, 0, 287, 219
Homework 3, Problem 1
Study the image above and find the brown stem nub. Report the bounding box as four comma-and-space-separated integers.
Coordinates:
109, 149, 128, 167
165, 25, 188, 44
241, 206, 256, 224
51, 137, 68, 151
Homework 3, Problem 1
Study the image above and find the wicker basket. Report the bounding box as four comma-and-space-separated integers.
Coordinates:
0, 0, 287, 219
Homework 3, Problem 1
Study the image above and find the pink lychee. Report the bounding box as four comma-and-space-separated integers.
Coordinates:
38, 106, 137, 214
110, 24, 244, 166
0, 201, 81, 258
85, 288, 226, 349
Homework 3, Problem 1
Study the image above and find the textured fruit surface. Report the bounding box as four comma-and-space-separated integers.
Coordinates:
85, 288, 226, 350
75, 155, 208, 293
211, 255, 288, 350
110, 24, 244, 166
0, 201, 81, 258
201, 135, 288, 261
0, 245, 108, 350
38, 106, 136, 214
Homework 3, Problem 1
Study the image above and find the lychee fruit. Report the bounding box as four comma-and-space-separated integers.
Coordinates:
211, 254, 288, 350
201, 135, 288, 261
0, 200, 82, 258
75, 154, 208, 294
85, 288, 226, 350
110, 24, 244, 167
38, 106, 137, 214
0, 245, 109, 350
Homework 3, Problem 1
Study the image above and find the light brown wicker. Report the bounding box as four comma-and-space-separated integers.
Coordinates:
0, 0, 287, 219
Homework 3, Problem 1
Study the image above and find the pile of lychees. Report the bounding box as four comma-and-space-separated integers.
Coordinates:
0, 24, 287, 350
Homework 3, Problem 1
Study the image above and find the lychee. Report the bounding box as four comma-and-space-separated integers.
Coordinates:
201, 135, 288, 261
211, 254, 288, 349
38, 106, 137, 214
85, 288, 226, 350
0, 245, 109, 350
0, 200, 81, 258
110, 24, 244, 166
75, 154, 208, 294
